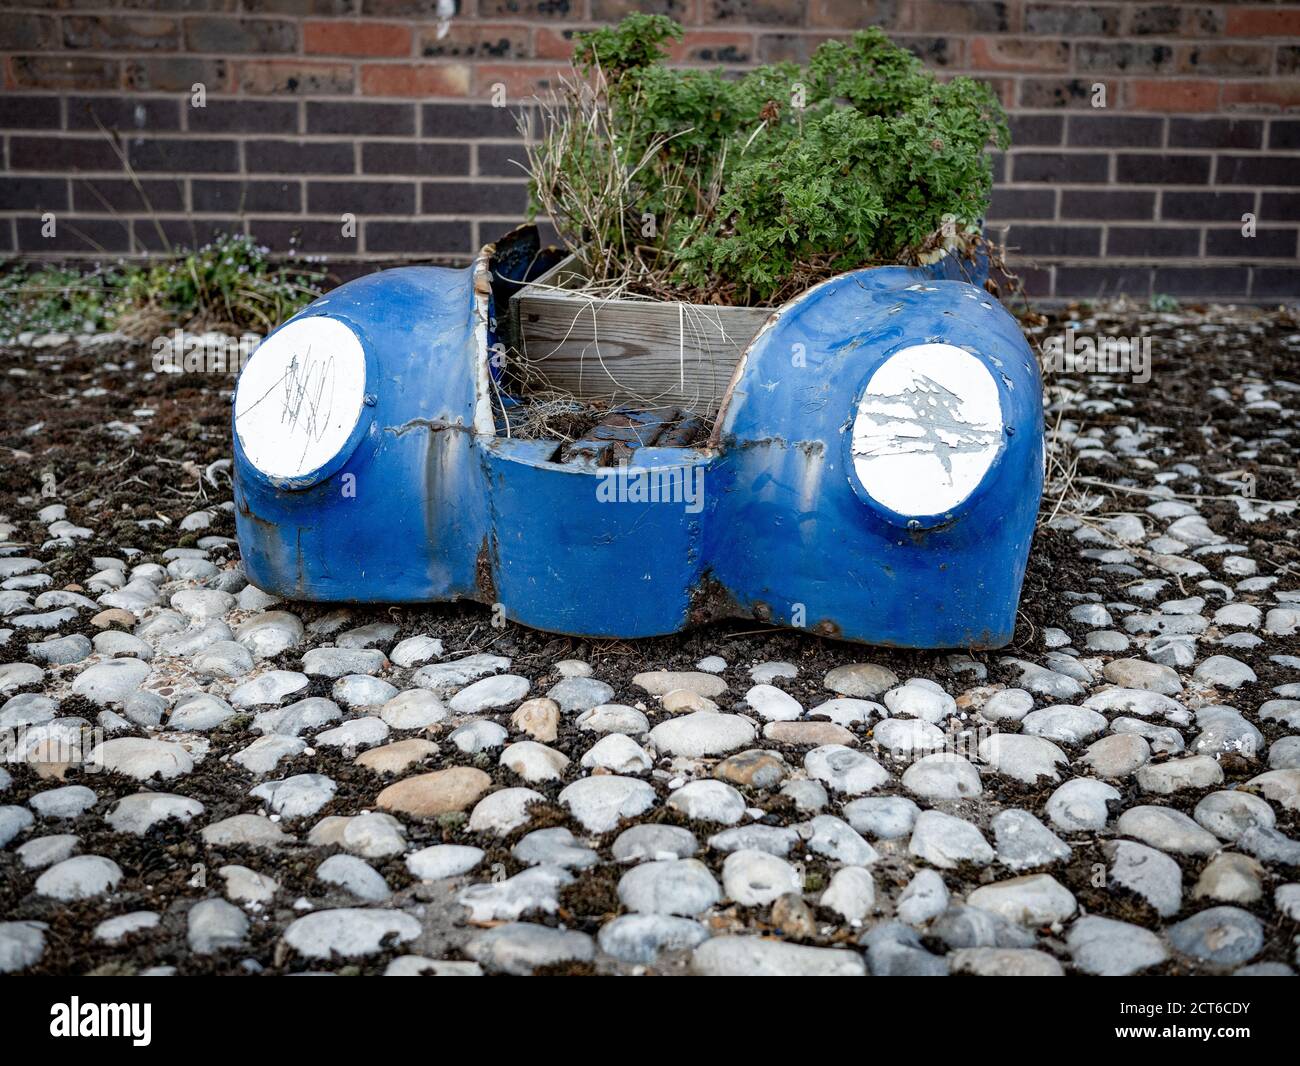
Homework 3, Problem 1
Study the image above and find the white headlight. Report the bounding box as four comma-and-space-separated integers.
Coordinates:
851, 342, 1003, 517
235, 316, 367, 481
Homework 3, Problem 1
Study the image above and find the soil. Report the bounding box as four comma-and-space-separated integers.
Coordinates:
0, 299, 1298, 974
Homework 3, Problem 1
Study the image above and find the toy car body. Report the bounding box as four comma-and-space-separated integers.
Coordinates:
232, 228, 1044, 648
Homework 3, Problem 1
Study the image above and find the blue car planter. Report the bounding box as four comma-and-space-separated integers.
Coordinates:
233, 226, 1044, 648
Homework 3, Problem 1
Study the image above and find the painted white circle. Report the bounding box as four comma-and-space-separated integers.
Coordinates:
851, 342, 1003, 516
235, 316, 367, 481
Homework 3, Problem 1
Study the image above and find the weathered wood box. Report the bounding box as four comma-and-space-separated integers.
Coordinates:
507, 255, 773, 416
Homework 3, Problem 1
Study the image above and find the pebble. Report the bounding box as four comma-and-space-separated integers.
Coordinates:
901, 752, 981, 800
467, 788, 546, 835
1194, 790, 1276, 841
1135, 755, 1224, 795
1193, 655, 1256, 689
820, 866, 875, 922
978, 733, 1067, 784
450, 674, 530, 714
992, 809, 1071, 871
317, 854, 390, 901
576, 704, 649, 735
220, 865, 279, 904
883, 682, 956, 724
545, 676, 614, 713
1080, 733, 1151, 778
447, 718, 508, 753
860, 921, 948, 976
406, 844, 484, 880
187, 898, 249, 953
30, 784, 97, 820
805, 745, 889, 795
70, 658, 150, 706
35, 855, 123, 900
897, 868, 949, 925
354, 738, 437, 775
105, 792, 203, 835
823, 663, 899, 698
390, 635, 444, 668
966, 874, 1077, 926
332, 674, 397, 708
614, 824, 699, 864
1167, 906, 1263, 967
560, 776, 657, 833
283, 909, 420, 960
667, 780, 746, 824
908, 810, 994, 869
1045, 778, 1119, 831
510, 698, 559, 742
250, 774, 336, 818
621, 858, 722, 914
379, 689, 447, 730
1120, 804, 1220, 856
468, 923, 594, 975
692, 936, 866, 977
229, 670, 308, 708
1105, 840, 1183, 917
649, 712, 755, 757
745, 684, 803, 721
598, 914, 710, 964
1102, 658, 1182, 695
512, 827, 598, 869
376, 767, 491, 817
632, 670, 726, 698
302, 648, 387, 678
96, 912, 160, 945
168, 692, 235, 731
581, 733, 652, 774
458, 865, 571, 922
843, 795, 919, 839
234, 612, 303, 658
801, 814, 878, 865
201, 814, 294, 849
1192, 853, 1264, 904
90, 738, 194, 782
1067, 915, 1168, 976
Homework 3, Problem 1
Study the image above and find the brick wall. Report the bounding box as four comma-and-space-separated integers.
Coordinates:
1, 0, 1298, 301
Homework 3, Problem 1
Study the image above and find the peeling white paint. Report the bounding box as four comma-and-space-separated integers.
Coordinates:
235, 316, 366, 481
851, 342, 1003, 516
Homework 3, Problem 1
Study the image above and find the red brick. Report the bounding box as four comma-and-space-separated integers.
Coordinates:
305, 21, 412, 58
10, 56, 121, 92
238, 61, 354, 96
63, 17, 179, 52
1222, 83, 1300, 112
912, 0, 1010, 33
1177, 44, 1273, 77
969, 38, 1069, 72
1128, 79, 1219, 112
418, 24, 531, 61
807, 0, 903, 30
1018, 77, 1120, 110
473, 63, 567, 100
666, 31, 755, 65
534, 29, 577, 61
126, 57, 232, 94
1225, 8, 1300, 37
361, 63, 471, 98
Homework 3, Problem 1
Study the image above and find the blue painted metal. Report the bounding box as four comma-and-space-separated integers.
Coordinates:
233, 238, 1042, 649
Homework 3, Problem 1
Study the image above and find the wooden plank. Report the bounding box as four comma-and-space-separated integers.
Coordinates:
510, 257, 771, 417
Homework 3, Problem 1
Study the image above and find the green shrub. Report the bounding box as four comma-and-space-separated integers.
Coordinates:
0, 263, 122, 338
116, 232, 324, 333
0, 233, 325, 340
530, 14, 1009, 305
